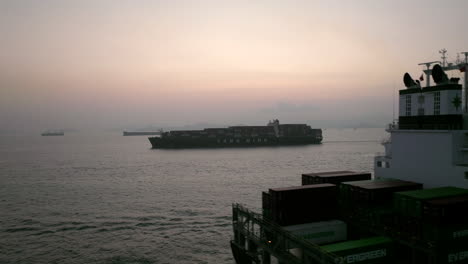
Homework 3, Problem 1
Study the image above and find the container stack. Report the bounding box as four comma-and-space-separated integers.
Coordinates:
339, 179, 423, 225
262, 191, 271, 219
266, 184, 338, 226
283, 220, 348, 260
252, 171, 468, 264
394, 187, 468, 245
302, 171, 371, 186
340, 179, 423, 208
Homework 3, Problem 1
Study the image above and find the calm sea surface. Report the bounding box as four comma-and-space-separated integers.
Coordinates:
0, 128, 386, 264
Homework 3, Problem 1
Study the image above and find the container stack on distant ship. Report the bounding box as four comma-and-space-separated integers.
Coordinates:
148, 119, 322, 148
41, 130, 64, 136
231, 51, 468, 264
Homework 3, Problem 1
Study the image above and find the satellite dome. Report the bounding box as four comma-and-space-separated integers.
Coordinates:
432, 64, 449, 84
403, 73, 418, 88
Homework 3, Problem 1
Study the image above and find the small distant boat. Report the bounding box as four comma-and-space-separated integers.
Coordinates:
41, 130, 64, 136
123, 131, 162, 136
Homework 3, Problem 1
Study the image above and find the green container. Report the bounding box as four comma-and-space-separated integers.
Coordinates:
435, 242, 468, 264
394, 187, 468, 218
321, 236, 393, 264
422, 223, 468, 243
262, 209, 271, 219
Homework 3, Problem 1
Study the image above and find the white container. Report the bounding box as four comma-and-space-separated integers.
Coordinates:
283, 220, 347, 245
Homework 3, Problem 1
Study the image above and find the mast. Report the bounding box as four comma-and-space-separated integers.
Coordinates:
462, 52, 468, 112
418, 50, 468, 112
439, 48, 448, 67
418, 61, 439, 87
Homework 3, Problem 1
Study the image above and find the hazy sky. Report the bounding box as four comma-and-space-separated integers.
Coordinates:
1, 0, 467, 132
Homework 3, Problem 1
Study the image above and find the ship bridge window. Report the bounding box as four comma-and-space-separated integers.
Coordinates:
405, 95, 412, 116
434, 92, 440, 115
377, 161, 390, 168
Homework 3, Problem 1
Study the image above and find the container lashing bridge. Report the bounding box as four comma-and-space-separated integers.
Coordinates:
231, 204, 342, 264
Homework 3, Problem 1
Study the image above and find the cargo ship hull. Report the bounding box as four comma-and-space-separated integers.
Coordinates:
149, 136, 321, 148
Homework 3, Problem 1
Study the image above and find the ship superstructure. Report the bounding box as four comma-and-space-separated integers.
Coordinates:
230, 50, 468, 264
375, 50, 468, 188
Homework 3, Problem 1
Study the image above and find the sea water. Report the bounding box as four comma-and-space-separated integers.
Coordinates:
0, 128, 385, 264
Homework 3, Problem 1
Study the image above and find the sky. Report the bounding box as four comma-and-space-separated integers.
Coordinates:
1, 0, 467, 133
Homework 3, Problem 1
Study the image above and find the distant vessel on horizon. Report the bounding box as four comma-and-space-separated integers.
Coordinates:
148, 119, 322, 148
123, 131, 162, 136
41, 130, 64, 136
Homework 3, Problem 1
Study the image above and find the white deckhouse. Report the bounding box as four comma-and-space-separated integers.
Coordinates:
375, 50, 468, 188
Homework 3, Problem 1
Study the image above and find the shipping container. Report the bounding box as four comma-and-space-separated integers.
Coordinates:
434, 242, 468, 264
340, 179, 422, 209
283, 220, 347, 245
262, 191, 272, 219
302, 171, 353, 185
262, 191, 271, 210
422, 223, 468, 243
269, 184, 337, 225
302, 171, 371, 186
394, 187, 468, 218
321, 236, 394, 264
423, 194, 468, 224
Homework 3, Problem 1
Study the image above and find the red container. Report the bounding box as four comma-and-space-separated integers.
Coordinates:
262, 191, 271, 210
423, 194, 468, 224
302, 171, 371, 186
269, 184, 338, 226
341, 180, 422, 208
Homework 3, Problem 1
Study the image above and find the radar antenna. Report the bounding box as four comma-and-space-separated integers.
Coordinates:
461, 52, 468, 64
418, 50, 468, 112
439, 48, 448, 67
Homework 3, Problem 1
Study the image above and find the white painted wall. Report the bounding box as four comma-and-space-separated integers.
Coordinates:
442, 90, 463, 115
411, 93, 420, 116
375, 130, 468, 188
398, 89, 461, 117
424, 92, 435, 115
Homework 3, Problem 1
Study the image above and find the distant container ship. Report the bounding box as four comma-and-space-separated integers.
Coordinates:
148, 119, 322, 148
41, 130, 64, 136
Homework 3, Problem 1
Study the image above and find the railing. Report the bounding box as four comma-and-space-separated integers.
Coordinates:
232, 204, 342, 264
386, 122, 399, 131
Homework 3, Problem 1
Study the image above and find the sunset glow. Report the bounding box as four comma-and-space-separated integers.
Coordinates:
1, 0, 467, 131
